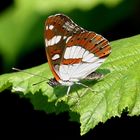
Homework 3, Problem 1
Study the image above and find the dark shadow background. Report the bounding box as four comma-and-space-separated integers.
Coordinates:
0, 0, 140, 139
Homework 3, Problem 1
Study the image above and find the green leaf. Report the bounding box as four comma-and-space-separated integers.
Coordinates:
0, 34, 140, 135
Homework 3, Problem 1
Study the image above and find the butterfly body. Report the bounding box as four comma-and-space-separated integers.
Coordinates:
45, 14, 111, 94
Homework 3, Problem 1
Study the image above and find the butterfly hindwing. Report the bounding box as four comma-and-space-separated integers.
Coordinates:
58, 32, 111, 81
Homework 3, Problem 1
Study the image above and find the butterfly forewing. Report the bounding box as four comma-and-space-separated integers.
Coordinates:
45, 14, 86, 81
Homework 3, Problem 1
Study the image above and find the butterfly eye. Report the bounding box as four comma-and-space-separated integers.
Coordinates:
71, 40, 73, 42
84, 38, 87, 40
77, 38, 80, 40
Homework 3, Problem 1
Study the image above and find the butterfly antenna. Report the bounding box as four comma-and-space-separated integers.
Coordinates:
12, 67, 49, 81
32, 80, 48, 86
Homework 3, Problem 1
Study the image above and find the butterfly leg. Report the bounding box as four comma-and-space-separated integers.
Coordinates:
66, 86, 71, 95
66, 86, 74, 102
66, 85, 80, 98
66, 86, 81, 105
75, 82, 98, 98
75, 82, 94, 92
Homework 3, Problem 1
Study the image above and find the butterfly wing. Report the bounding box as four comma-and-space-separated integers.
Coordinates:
58, 32, 111, 81
45, 14, 85, 82
45, 14, 111, 84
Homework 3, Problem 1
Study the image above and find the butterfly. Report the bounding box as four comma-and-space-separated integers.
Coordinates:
44, 14, 111, 95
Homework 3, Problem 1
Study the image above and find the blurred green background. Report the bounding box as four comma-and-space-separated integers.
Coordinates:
0, 0, 140, 74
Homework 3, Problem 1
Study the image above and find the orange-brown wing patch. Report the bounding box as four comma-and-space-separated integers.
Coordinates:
62, 58, 82, 65
95, 45, 111, 58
